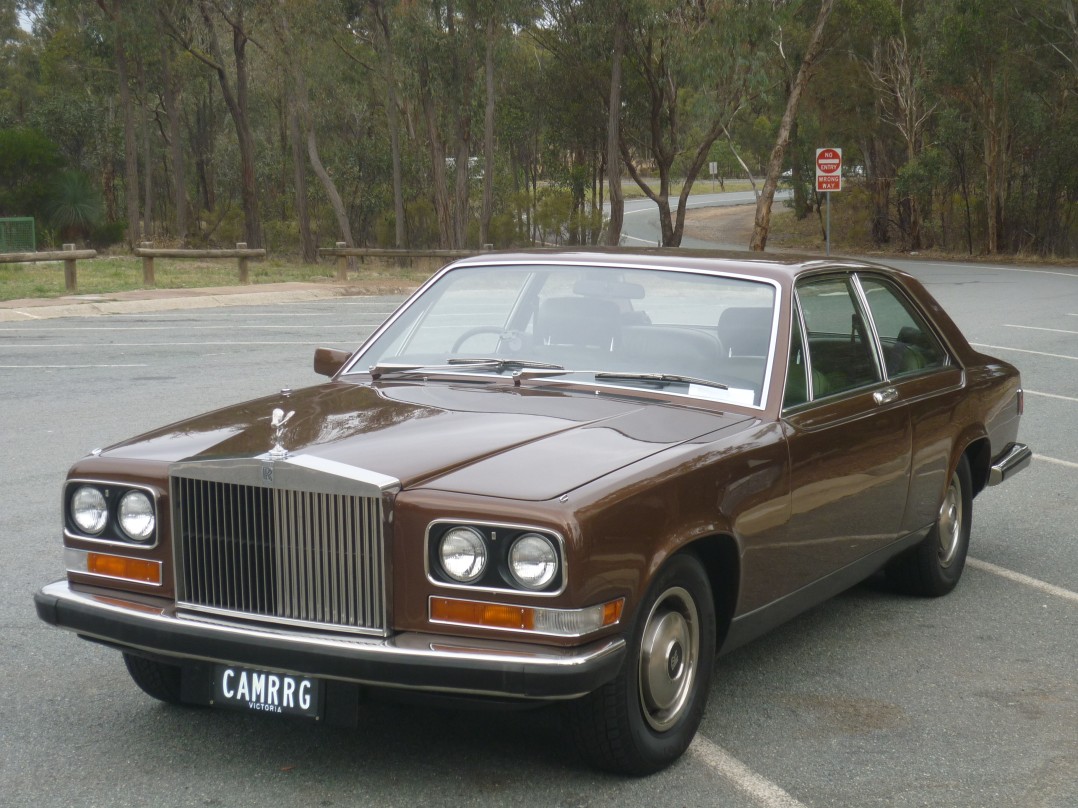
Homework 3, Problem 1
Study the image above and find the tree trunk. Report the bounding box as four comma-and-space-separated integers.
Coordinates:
289, 89, 317, 262
418, 60, 453, 248
197, 0, 263, 248
604, 11, 625, 246
374, 4, 406, 247
160, 37, 187, 243
480, 16, 496, 247
137, 55, 153, 239
115, 28, 139, 246
750, 0, 835, 252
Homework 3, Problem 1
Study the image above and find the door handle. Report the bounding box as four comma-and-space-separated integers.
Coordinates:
873, 387, 899, 405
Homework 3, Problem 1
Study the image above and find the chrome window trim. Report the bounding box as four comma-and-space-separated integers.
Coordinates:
63, 478, 162, 550
425, 519, 568, 598
850, 273, 888, 381
854, 271, 955, 372
342, 260, 782, 412
780, 292, 816, 411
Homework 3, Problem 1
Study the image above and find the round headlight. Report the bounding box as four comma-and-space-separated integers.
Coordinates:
71, 486, 108, 535
118, 490, 155, 542
439, 527, 487, 583
508, 533, 559, 590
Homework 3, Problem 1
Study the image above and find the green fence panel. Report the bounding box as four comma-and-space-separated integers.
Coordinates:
0, 218, 36, 253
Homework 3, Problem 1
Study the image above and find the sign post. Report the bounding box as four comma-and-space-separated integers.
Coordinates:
815, 148, 842, 256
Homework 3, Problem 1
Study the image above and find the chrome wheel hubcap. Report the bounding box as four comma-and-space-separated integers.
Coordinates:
937, 471, 963, 568
638, 586, 699, 732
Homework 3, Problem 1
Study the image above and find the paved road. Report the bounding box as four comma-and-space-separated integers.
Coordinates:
2, 259, 1076, 807
618, 190, 791, 249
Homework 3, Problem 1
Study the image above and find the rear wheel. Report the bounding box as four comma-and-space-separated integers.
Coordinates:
123, 653, 183, 704
568, 553, 716, 775
887, 454, 972, 597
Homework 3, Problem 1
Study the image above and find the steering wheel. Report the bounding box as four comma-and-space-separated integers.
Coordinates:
451, 327, 520, 353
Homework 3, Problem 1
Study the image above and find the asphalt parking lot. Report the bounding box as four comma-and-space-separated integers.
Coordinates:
2, 257, 1075, 807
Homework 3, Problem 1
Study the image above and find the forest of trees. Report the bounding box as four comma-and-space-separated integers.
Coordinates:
0, 0, 1074, 258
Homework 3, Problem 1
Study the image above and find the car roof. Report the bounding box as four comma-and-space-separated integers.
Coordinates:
449, 248, 900, 286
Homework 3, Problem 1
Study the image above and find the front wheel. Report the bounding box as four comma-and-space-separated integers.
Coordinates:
568, 553, 716, 775
123, 653, 183, 704
887, 454, 973, 597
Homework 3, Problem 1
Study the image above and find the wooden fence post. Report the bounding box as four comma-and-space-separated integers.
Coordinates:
335, 242, 348, 281
236, 242, 249, 284
62, 243, 77, 292
140, 241, 155, 286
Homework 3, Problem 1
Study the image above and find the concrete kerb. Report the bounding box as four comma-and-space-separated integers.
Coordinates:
0, 282, 421, 322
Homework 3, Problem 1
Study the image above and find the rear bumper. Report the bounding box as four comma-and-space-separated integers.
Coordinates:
988, 442, 1032, 486
34, 581, 625, 701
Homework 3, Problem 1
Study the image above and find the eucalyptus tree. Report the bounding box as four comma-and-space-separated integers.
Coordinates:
615, 0, 774, 247
866, 1, 933, 249
163, 0, 267, 249
749, 0, 836, 252
346, 0, 408, 248
93, 0, 142, 245
919, 0, 1037, 254
533, 0, 622, 245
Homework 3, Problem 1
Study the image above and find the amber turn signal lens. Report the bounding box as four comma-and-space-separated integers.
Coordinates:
430, 596, 625, 637
601, 599, 624, 626
86, 552, 162, 585
430, 597, 535, 630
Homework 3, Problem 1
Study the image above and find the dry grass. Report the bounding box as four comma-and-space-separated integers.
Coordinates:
0, 253, 438, 301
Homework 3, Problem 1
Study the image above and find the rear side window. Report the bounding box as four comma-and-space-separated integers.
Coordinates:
859, 277, 948, 378
797, 277, 881, 396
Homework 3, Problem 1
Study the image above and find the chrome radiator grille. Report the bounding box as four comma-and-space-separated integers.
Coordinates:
172, 475, 387, 635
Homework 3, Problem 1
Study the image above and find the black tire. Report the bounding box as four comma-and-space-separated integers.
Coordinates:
887, 454, 973, 597
568, 553, 716, 775
123, 653, 183, 704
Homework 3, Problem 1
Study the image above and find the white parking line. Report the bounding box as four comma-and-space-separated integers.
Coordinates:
1004, 324, 1078, 336
1034, 453, 1078, 470
12, 310, 42, 319
949, 265, 1078, 279
1025, 390, 1078, 404
0, 363, 148, 369
690, 736, 808, 808
967, 558, 1078, 604
971, 343, 1077, 361
0, 324, 368, 332
0, 341, 346, 349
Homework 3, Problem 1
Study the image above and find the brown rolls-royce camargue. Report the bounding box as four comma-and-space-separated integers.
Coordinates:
34, 251, 1031, 775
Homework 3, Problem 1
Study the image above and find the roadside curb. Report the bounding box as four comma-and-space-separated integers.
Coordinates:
0, 282, 420, 322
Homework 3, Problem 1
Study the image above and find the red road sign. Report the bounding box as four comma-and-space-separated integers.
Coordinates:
816, 148, 842, 192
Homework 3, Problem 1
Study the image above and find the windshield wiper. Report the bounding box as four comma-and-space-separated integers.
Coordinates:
512, 368, 729, 391
593, 372, 729, 390
369, 359, 564, 380
447, 358, 565, 371
368, 361, 493, 379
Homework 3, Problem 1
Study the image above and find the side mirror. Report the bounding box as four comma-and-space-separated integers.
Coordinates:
313, 347, 351, 378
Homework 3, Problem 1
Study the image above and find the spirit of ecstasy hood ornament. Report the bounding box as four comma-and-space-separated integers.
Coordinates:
268, 408, 295, 459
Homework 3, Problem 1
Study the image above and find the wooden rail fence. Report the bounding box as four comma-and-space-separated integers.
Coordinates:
0, 243, 97, 292
317, 243, 480, 281
134, 242, 267, 285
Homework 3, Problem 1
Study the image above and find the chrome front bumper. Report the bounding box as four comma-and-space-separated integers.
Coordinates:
34, 581, 626, 701
988, 442, 1033, 486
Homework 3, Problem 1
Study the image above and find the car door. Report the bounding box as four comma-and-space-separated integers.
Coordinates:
856, 273, 964, 533
776, 274, 913, 596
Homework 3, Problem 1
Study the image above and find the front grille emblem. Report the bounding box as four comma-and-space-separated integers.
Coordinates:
268, 408, 295, 459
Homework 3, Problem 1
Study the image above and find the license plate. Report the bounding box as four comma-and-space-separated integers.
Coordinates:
212, 665, 321, 719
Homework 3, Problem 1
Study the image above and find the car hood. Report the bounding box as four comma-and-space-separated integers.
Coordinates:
100, 380, 752, 500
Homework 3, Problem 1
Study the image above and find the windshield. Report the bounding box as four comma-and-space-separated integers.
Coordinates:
349, 263, 777, 408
